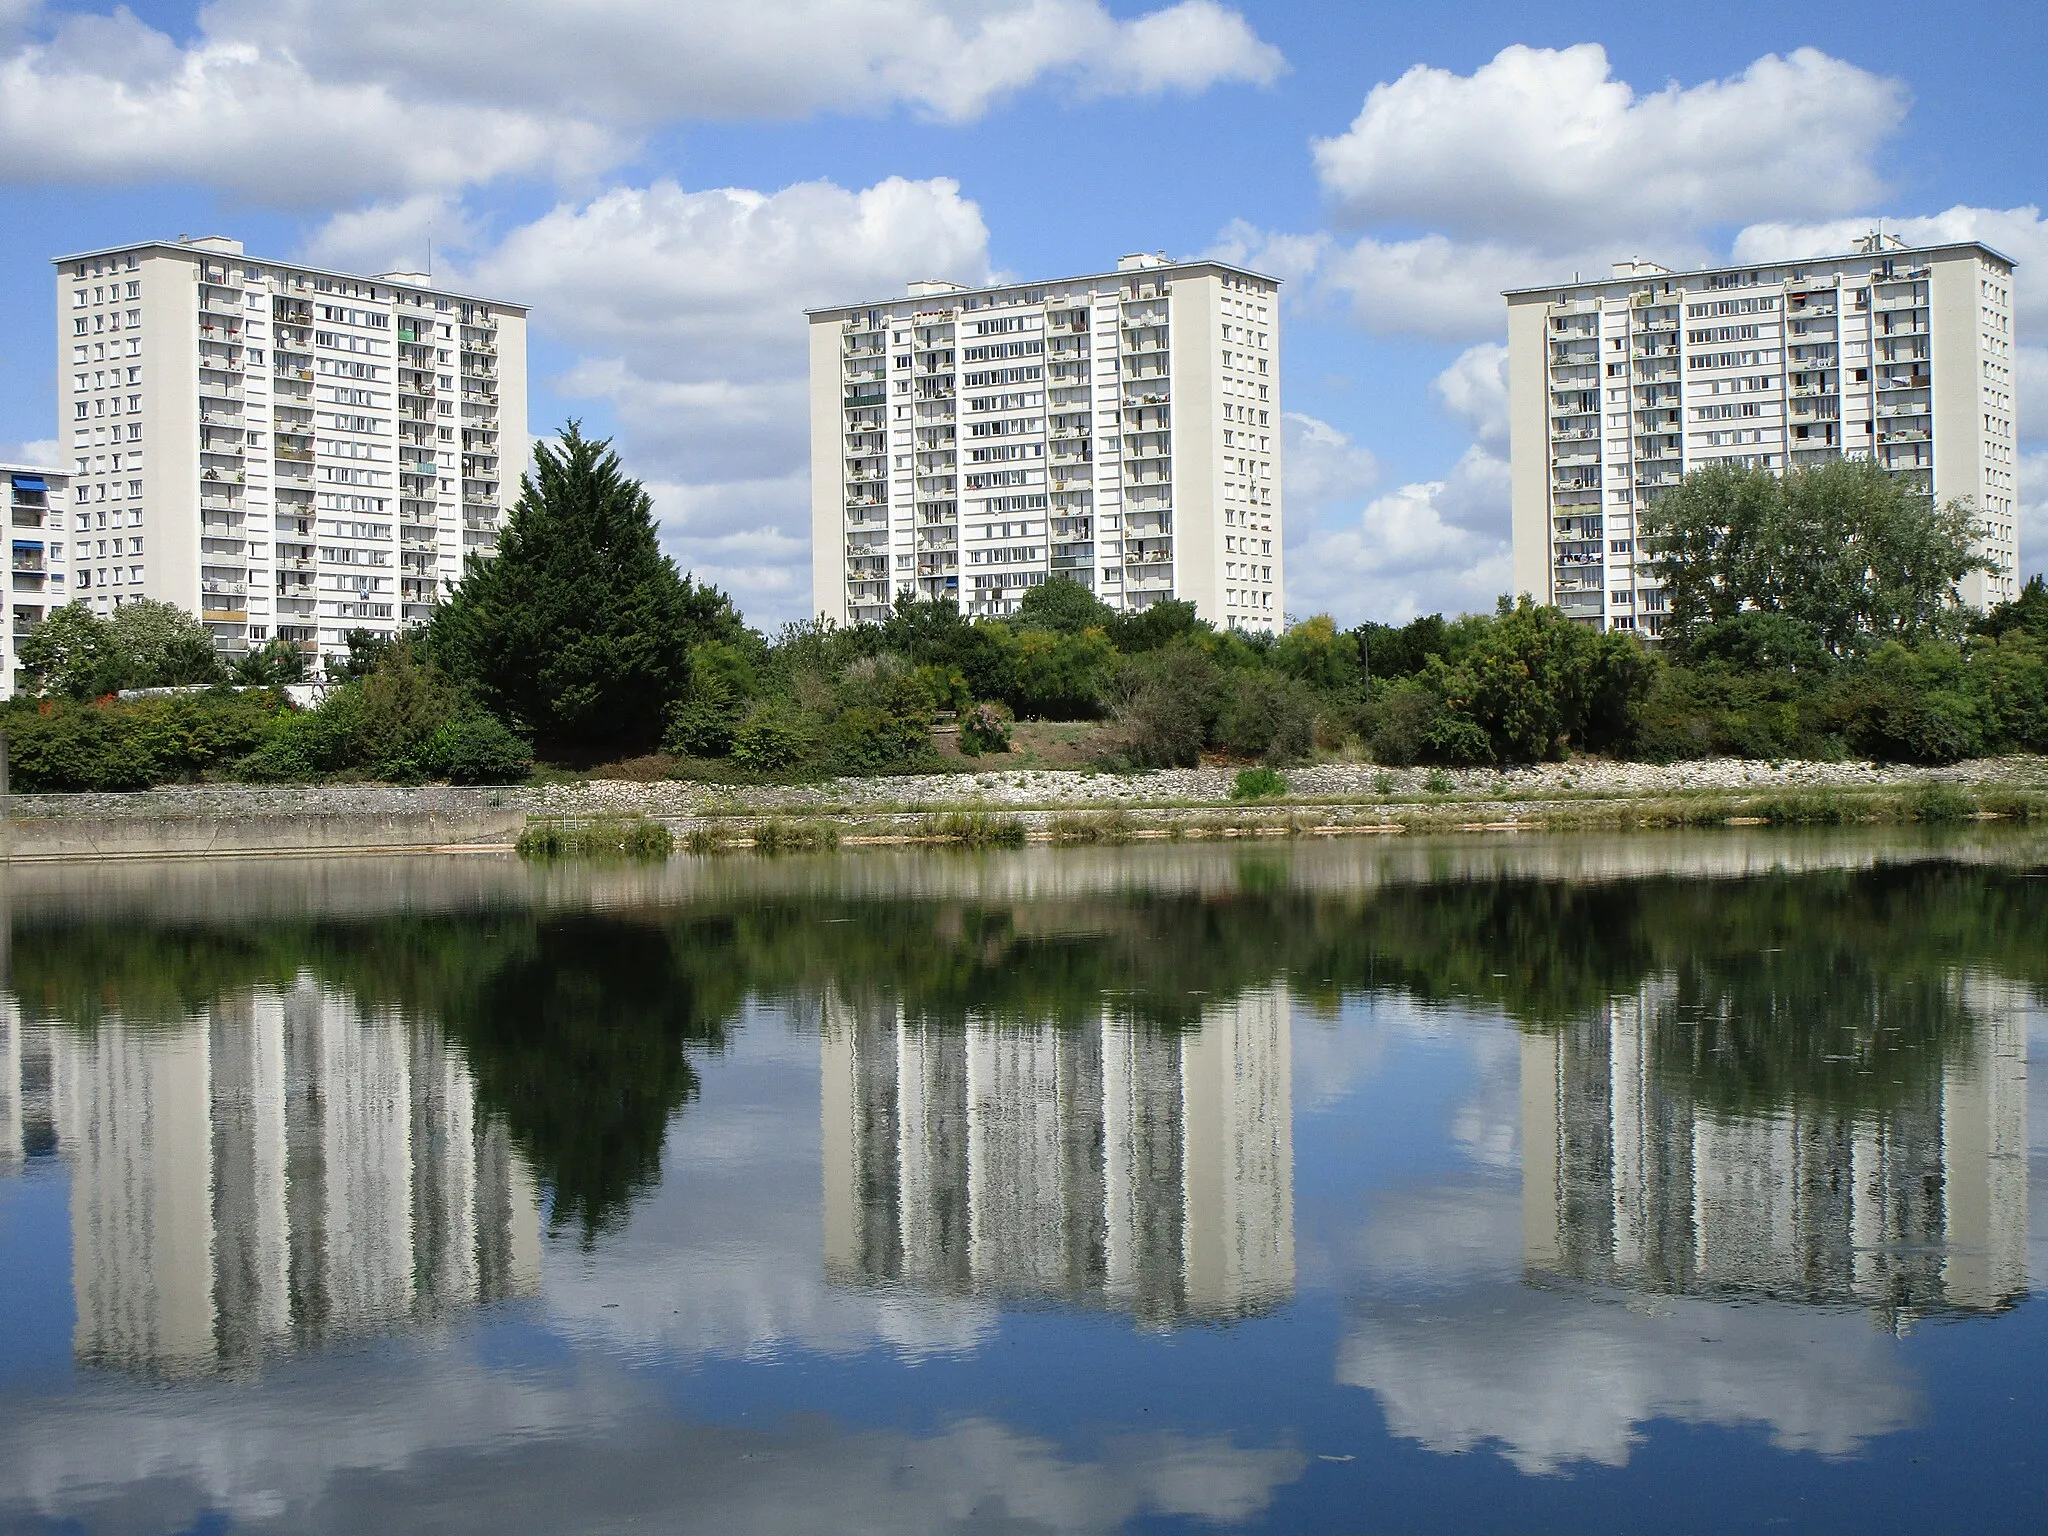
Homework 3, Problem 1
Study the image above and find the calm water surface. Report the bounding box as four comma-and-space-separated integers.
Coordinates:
0, 832, 2044, 1534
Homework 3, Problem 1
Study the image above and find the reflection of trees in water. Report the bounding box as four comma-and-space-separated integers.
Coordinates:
7, 856, 2043, 1240
434, 918, 732, 1242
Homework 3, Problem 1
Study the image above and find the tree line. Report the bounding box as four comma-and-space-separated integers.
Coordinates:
1, 428, 2042, 792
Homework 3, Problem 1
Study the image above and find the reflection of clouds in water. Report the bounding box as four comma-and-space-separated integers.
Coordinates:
1446, 1022, 1521, 1173
1291, 1006, 1392, 1114
0, 1350, 1306, 1534
543, 1007, 997, 1361
1340, 1282, 1916, 1474
1331, 1181, 1919, 1473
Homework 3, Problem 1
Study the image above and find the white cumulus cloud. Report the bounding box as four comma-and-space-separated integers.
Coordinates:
0, 0, 1278, 203
1313, 44, 1906, 250
208, 0, 1281, 125
2019, 449, 2048, 584
421, 174, 991, 624
0, 8, 614, 203
1430, 342, 1509, 451
1286, 444, 1511, 626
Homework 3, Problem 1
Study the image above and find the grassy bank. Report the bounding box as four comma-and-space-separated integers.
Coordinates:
519, 780, 2048, 859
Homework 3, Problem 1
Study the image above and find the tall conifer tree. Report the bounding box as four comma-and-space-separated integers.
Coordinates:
428, 425, 741, 754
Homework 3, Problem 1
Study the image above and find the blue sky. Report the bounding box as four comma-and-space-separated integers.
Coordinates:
1, 0, 2042, 626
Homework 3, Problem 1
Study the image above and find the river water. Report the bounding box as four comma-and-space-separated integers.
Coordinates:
0, 831, 2043, 1533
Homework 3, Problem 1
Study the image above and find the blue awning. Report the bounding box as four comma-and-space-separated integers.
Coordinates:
12, 540, 42, 552
10, 475, 47, 491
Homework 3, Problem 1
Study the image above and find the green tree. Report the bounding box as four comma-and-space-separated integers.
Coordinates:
233, 636, 310, 686
1421, 598, 1653, 763
1646, 459, 1989, 655
1007, 627, 1114, 719
328, 628, 395, 684
17, 604, 126, 698
1977, 573, 2048, 643
107, 601, 226, 688
1352, 614, 1452, 683
1273, 614, 1361, 692
427, 424, 742, 755
1014, 576, 1113, 634
18, 600, 224, 698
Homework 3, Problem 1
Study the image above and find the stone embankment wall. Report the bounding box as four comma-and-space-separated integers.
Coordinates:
1, 756, 2045, 861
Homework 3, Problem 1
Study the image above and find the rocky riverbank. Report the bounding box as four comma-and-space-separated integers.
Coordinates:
3, 755, 2046, 861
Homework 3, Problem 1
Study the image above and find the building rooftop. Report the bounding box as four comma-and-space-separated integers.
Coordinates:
1501, 237, 2014, 299
52, 238, 528, 312
807, 256, 1280, 316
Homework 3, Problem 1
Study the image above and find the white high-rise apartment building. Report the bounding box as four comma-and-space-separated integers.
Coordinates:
2, 461, 71, 695
808, 254, 1283, 629
1507, 235, 2019, 635
53, 236, 528, 670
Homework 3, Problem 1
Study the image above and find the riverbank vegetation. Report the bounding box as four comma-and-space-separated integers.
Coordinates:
1, 433, 2041, 793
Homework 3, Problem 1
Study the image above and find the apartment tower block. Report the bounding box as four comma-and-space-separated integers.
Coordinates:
1506, 236, 2019, 634
54, 237, 527, 669
808, 254, 1282, 629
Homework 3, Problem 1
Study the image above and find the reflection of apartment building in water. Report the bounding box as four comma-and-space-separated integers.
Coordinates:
821, 989, 1293, 1325
0, 984, 540, 1377
1521, 977, 2029, 1322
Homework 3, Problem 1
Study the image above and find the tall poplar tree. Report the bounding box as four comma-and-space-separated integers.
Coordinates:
428, 424, 742, 755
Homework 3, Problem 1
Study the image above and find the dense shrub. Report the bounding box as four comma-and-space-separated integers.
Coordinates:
5, 690, 279, 791
1213, 672, 1317, 765
730, 703, 809, 771
1101, 642, 1221, 769
1231, 766, 1287, 800
959, 701, 1013, 756
421, 715, 534, 784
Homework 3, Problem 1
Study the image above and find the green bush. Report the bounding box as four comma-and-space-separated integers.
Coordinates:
1101, 642, 1220, 769
959, 701, 1013, 756
1359, 682, 1435, 765
664, 699, 739, 757
1231, 766, 1287, 801
1910, 782, 1976, 824
4, 691, 280, 791
517, 815, 672, 860
1007, 627, 1114, 719
1214, 673, 1317, 765
421, 715, 533, 784
730, 703, 809, 772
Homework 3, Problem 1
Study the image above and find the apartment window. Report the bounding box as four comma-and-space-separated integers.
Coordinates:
74, 402, 87, 420
127, 281, 140, 299
73, 290, 86, 307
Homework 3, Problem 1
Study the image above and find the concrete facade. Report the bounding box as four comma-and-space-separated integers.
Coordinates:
1, 461, 70, 696
809, 255, 1282, 630
1507, 236, 2020, 633
53, 237, 528, 670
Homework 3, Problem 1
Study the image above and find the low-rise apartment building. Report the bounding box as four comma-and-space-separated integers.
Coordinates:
1, 461, 70, 695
